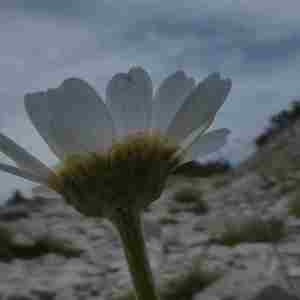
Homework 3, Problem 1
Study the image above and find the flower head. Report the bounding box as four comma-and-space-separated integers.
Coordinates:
49, 131, 180, 218
0, 67, 231, 217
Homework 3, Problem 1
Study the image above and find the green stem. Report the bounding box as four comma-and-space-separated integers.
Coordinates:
111, 208, 160, 300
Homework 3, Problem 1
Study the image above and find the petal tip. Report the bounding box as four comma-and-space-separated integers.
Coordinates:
60, 77, 91, 90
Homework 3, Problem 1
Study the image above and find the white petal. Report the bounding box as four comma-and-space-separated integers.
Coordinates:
0, 132, 53, 179
0, 163, 48, 184
31, 184, 62, 199
152, 71, 195, 133
172, 117, 214, 160
166, 72, 231, 143
106, 66, 153, 137
25, 78, 115, 160
181, 128, 230, 162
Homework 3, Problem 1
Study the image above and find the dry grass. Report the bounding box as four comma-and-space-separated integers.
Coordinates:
210, 217, 286, 247
159, 215, 179, 225
172, 160, 231, 178
0, 225, 82, 262
173, 187, 209, 215
113, 264, 220, 300
288, 191, 300, 218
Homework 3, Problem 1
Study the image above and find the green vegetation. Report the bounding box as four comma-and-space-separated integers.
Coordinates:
210, 217, 286, 247
173, 187, 209, 215
174, 187, 202, 204
213, 176, 231, 189
0, 225, 14, 260
0, 225, 82, 262
113, 265, 220, 300
168, 206, 181, 214
173, 160, 231, 178
250, 101, 300, 185
255, 100, 300, 147
159, 215, 179, 225
254, 139, 300, 185
288, 192, 300, 218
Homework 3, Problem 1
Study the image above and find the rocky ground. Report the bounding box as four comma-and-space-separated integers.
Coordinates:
1, 121, 300, 300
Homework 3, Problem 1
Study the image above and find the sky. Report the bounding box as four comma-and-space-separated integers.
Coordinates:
1, 0, 300, 201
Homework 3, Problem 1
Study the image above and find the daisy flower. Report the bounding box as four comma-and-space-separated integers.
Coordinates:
0, 67, 231, 300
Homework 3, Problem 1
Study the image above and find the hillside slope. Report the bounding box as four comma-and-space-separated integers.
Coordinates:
1, 118, 300, 299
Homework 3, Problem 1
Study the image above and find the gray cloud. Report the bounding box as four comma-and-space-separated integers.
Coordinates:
242, 34, 300, 68
121, 11, 300, 74
0, 0, 99, 18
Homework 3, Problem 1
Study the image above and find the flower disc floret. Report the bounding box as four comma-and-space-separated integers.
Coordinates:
49, 132, 181, 218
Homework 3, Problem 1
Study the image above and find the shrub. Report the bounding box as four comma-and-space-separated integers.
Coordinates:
174, 187, 202, 204
28, 236, 83, 259
288, 193, 300, 218
213, 176, 231, 189
173, 187, 209, 215
0, 228, 82, 262
211, 217, 286, 247
159, 215, 179, 225
270, 110, 290, 129
255, 128, 277, 147
173, 160, 231, 178
289, 100, 300, 121
255, 99, 300, 148
161, 267, 220, 300
113, 264, 220, 300
0, 225, 15, 260
168, 206, 181, 214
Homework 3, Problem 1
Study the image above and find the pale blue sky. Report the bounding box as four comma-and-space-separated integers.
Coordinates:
1, 0, 300, 201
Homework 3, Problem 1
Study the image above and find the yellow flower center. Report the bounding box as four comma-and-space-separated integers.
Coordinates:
49, 132, 181, 218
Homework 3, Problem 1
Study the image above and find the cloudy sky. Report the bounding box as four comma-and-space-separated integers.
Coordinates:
1, 0, 300, 201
